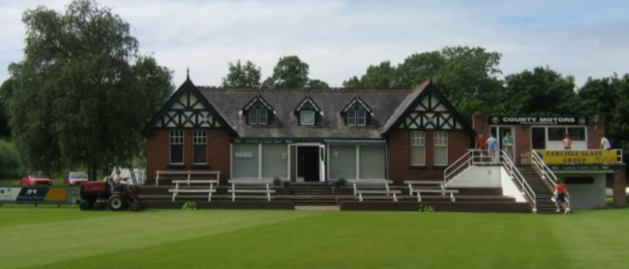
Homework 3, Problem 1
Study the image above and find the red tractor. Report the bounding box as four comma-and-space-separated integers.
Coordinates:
79, 166, 143, 211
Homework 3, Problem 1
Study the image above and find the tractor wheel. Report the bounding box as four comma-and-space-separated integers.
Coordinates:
79, 200, 94, 211
107, 196, 127, 211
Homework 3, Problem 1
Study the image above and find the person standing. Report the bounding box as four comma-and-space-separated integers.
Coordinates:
486, 134, 498, 162
475, 133, 487, 161
563, 134, 572, 150
600, 136, 612, 150
554, 180, 571, 214
502, 131, 514, 161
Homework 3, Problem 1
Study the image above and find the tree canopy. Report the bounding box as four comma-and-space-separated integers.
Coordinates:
262, 55, 329, 88
343, 46, 502, 114
6, 0, 173, 177
222, 60, 261, 87
501, 67, 578, 115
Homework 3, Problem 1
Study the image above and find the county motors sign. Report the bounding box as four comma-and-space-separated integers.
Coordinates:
490, 116, 588, 125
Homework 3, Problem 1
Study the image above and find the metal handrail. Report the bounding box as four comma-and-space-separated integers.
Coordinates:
501, 150, 537, 212
530, 150, 570, 205
444, 150, 473, 184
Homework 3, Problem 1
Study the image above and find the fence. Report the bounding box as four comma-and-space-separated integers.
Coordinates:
0, 185, 81, 207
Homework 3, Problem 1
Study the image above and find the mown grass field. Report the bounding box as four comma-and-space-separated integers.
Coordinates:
0, 207, 627, 269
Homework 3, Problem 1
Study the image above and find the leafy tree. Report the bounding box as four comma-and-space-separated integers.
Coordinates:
0, 79, 13, 138
395, 51, 446, 88
342, 61, 396, 89
7, 0, 173, 179
342, 76, 362, 88
305, 79, 330, 89
431, 46, 502, 114
263, 55, 310, 88
501, 67, 578, 115
344, 46, 503, 113
602, 75, 629, 159
577, 76, 619, 117
222, 60, 261, 87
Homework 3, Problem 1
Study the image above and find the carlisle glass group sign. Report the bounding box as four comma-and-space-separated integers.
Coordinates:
535, 150, 618, 165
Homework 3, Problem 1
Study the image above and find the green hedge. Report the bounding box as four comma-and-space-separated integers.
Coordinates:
0, 139, 24, 179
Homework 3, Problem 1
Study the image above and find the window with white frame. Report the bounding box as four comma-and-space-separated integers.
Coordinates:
300, 110, 316, 126
170, 129, 184, 165
410, 131, 426, 166
193, 130, 207, 164
347, 108, 367, 127
434, 131, 448, 166
248, 107, 268, 126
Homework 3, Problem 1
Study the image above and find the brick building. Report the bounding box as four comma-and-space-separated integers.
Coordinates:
143, 77, 626, 210
143, 78, 474, 185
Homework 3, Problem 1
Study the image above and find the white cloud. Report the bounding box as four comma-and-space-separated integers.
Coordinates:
1, 0, 629, 87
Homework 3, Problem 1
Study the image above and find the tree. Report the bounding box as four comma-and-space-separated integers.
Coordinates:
501, 67, 578, 115
263, 55, 310, 88
577, 76, 619, 117
0, 79, 13, 138
7, 0, 173, 179
341, 61, 396, 89
222, 60, 261, 87
305, 79, 330, 89
600, 75, 629, 159
342, 76, 362, 88
343, 46, 503, 113
394, 51, 446, 88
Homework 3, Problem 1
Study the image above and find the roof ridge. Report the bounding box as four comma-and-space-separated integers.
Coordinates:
197, 86, 412, 92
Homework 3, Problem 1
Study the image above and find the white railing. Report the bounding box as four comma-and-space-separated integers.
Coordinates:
444, 149, 502, 184
444, 150, 473, 184
501, 150, 537, 212
530, 150, 570, 205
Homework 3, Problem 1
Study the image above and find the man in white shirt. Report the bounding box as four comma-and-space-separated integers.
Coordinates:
600, 137, 611, 150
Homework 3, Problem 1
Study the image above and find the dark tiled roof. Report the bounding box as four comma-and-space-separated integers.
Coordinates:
198, 87, 411, 139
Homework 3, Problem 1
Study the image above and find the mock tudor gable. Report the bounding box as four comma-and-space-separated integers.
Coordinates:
143, 78, 235, 135
381, 80, 474, 135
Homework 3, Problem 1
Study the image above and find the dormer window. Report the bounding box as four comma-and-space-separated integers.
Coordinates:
248, 107, 268, 125
295, 96, 322, 126
243, 94, 274, 126
342, 96, 372, 127
347, 108, 367, 127
300, 110, 316, 126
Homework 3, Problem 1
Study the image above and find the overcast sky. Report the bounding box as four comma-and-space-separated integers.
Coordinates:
1, 0, 628, 87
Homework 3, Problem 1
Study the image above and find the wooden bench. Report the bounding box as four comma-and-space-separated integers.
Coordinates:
412, 189, 459, 202
168, 180, 218, 202
404, 180, 446, 196
155, 170, 221, 186
228, 179, 275, 202
350, 180, 401, 202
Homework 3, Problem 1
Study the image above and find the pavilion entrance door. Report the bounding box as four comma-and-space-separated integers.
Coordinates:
490, 126, 516, 162
297, 146, 320, 182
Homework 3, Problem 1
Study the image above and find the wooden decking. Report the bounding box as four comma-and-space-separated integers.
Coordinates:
139, 183, 532, 213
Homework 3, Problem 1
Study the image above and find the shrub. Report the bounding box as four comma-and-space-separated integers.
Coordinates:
181, 201, 197, 211
273, 177, 281, 186
418, 204, 435, 212
335, 178, 347, 188
0, 140, 24, 179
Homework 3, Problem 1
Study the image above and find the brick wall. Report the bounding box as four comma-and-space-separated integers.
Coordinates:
387, 129, 472, 183
145, 129, 232, 184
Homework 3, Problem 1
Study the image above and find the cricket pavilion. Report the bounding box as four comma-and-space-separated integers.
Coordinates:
138, 75, 627, 212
